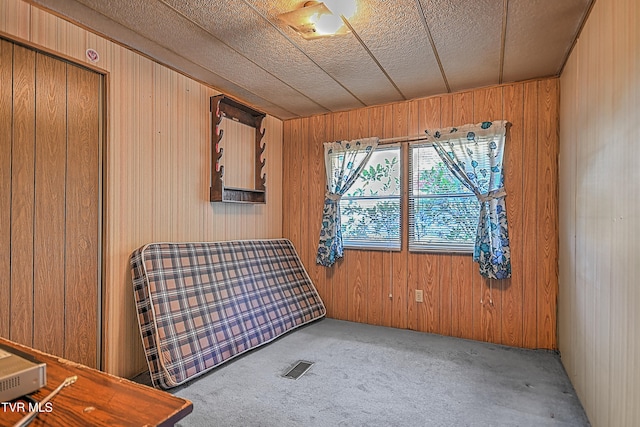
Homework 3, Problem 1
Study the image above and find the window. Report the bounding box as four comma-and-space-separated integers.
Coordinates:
337, 145, 401, 250
409, 143, 480, 252
332, 141, 482, 252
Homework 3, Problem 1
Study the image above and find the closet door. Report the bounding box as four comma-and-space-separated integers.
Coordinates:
0, 38, 102, 368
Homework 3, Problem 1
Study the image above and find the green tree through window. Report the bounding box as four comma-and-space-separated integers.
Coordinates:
409, 144, 479, 252
338, 145, 401, 250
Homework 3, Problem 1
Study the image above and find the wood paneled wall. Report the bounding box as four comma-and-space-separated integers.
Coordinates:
1, 0, 283, 377
559, 0, 640, 425
283, 78, 559, 349
0, 39, 101, 367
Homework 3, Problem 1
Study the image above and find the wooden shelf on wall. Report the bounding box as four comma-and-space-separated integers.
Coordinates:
210, 95, 267, 204
212, 186, 266, 204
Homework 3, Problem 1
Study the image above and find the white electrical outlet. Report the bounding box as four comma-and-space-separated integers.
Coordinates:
415, 290, 424, 303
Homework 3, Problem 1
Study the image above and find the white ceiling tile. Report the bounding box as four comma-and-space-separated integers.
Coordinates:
502, 0, 593, 82
419, 0, 503, 92
347, 0, 448, 99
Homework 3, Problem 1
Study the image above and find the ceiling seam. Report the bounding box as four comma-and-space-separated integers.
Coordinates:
558, 0, 597, 76
340, 18, 407, 101
241, 0, 368, 109
499, 0, 509, 84
158, 0, 332, 115
414, 0, 450, 93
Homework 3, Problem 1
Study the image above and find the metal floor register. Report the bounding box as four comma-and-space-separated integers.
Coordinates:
282, 360, 314, 380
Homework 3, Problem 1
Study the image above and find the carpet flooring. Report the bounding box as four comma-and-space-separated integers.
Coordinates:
138, 318, 590, 426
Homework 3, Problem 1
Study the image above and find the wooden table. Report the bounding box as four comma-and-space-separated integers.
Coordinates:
0, 338, 192, 426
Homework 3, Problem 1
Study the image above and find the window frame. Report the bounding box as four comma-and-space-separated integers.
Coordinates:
337, 144, 402, 252
333, 141, 482, 254
408, 142, 480, 254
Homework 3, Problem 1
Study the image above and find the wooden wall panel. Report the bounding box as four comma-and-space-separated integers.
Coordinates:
283, 78, 560, 351
298, 118, 310, 265
9, 44, 36, 346
282, 121, 292, 240
1, 0, 285, 377
559, 0, 639, 425
437, 253, 451, 336
410, 253, 437, 333
285, 119, 300, 248
380, 252, 393, 327
0, 39, 11, 338
33, 54, 66, 356
537, 79, 559, 350
522, 81, 539, 349
349, 107, 369, 139
501, 83, 524, 347
347, 251, 367, 323
366, 251, 384, 326
450, 254, 474, 339
306, 114, 327, 309
64, 64, 100, 367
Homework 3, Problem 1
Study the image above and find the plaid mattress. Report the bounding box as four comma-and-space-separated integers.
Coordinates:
131, 239, 326, 389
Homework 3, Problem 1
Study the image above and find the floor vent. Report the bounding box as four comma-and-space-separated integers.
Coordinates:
282, 360, 314, 380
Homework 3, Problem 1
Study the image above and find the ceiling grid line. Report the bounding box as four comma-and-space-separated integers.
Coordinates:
499, 0, 509, 84
558, 0, 597, 76
340, 18, 407, 101
414, 0, 451, 93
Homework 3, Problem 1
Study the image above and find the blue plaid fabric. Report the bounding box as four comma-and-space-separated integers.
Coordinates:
131, 239, 326, 389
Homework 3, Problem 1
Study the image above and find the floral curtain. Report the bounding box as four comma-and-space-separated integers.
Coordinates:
425, 121, 511, 279
316, 137, 379, 267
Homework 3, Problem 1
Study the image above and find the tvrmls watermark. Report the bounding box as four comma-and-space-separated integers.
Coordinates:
1, 401, 53, 413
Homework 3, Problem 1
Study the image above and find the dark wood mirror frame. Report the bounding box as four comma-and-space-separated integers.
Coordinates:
210, 95, 267, 203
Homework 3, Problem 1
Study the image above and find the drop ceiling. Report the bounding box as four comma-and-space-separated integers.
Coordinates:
29, 0, 593, 120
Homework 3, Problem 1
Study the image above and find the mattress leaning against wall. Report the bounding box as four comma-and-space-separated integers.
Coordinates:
130, 239, 326, 389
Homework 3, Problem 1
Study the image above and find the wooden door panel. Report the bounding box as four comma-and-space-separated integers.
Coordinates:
33, 53, 67, 357
0, 39, 12, 338
64, 63, 100, 367
2, 43, 102, 365
9, 44, 37, 346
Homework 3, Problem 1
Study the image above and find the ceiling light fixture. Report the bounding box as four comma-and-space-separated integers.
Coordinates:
279, 0, 357, 40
